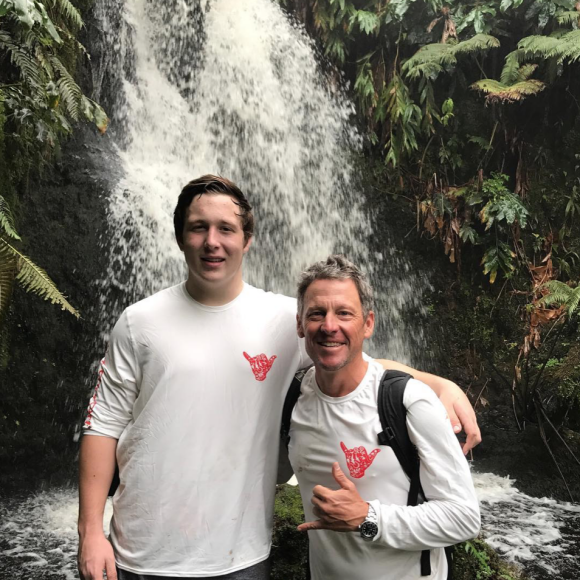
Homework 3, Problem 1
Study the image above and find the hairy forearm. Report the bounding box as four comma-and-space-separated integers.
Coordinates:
78, 434, 117, 536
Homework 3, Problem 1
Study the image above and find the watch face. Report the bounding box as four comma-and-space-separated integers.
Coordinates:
360, 521, 379, 540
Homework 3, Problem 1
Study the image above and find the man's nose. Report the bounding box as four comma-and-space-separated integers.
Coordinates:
204, 227, 220, 249
321, 314, 339, 333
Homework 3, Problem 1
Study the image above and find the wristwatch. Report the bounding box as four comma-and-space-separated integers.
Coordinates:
359, 502, 379, 541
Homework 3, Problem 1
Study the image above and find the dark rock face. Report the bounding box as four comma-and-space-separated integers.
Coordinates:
0, 126, 120, 493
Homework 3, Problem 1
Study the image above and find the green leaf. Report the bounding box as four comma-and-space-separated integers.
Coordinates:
355, 10, 380, 34
0, 196, 21, 240
0, 238, 79, 318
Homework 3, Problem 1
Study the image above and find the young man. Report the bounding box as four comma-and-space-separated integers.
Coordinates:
78, 176, 480, 580
289, 255, 481, 580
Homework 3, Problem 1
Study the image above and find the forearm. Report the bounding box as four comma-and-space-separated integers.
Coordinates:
371, 496, 480, 551
78, 434, 117, 536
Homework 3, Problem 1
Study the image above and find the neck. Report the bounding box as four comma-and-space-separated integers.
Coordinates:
184, 277, 244, 306
315, 357, 368, 398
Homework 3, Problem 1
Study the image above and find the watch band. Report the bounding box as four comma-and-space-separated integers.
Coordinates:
359, 502, 379, 541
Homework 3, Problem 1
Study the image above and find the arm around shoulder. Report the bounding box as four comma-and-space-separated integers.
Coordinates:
372, 381, 480, 551
375, 359, 481, 454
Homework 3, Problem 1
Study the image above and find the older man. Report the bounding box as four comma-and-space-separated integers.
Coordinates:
288, 255, 481, 580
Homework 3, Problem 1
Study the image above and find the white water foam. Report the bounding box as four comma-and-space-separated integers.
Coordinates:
1, 474, 578, 579
93, 0, 428, 362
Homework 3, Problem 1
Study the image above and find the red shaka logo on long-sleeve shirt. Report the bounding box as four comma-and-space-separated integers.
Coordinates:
340, 441, 380, 478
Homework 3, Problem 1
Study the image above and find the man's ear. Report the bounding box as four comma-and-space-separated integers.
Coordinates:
296, 313, 305, 338
364, 311, 375, 340
243, 235, 253, 254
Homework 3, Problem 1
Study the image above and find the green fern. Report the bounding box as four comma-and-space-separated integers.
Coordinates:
0, 30, 44, 91
0, 196, 21, 241
556, 11, 580, 27
540, 281, 580, 317
45, 0, 83, 31
0, 242, 17, 324
518, 30, 580, 65
471, 78, 545, 103
0, 238, 79, 319
403, 34, 500, 80
51, 55, 82, 120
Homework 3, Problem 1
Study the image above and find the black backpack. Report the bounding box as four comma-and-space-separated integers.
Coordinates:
280, 368, 453, 579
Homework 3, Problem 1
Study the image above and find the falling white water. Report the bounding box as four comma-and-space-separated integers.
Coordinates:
1, 473, 578, 579
92, 0, 428, 362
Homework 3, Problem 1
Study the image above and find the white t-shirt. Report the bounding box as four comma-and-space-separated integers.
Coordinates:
84, 282, 310, 577
289, 359, 480, 580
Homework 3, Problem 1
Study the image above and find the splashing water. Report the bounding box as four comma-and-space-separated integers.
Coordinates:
91, 0, 428, 362
1, 473, 578, 579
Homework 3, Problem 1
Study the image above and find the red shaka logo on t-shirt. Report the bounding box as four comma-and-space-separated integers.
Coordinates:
243, 352, 277, 381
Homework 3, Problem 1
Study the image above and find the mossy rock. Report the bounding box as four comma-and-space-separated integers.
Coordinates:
271, 485, 530, 580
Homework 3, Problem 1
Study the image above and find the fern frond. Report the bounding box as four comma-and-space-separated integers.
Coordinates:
471, 78, 545, 103
45, 0, 83, 30
403, 34, 499, 80
0, 240, 17, 323
453, 34, 500, 55
403, 44, 457, 78
516, 64, 538, 82
556, 11, 580, 26
518, 35, 561, 60
0, 30, 44, 91
540, 281, 580, 317
0, 196, 21, 240
0, 238, 79, 318
500, 51, 521, 85
51, 55, 82, 120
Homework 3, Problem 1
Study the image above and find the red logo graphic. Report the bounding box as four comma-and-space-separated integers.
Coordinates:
243, 351, 277, 381
85, 356, 106, 428
340, 441, 380, 478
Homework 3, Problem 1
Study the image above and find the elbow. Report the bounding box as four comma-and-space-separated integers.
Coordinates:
459, 504, 481, 541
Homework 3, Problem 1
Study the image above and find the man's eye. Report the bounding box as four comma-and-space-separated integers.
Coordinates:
190, 225, 205, 231
308, 312, 323, 319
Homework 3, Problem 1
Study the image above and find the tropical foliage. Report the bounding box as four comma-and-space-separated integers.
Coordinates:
281, 0, 580, 494
0, 0, 106, 327
0, 193, 78, 326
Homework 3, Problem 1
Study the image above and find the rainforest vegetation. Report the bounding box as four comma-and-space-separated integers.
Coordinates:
0, 1, 578, 578
281, 0, 580, 497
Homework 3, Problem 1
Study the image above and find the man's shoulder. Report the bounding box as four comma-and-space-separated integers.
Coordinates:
244, 284, 297, 312
124, 283, 185, 318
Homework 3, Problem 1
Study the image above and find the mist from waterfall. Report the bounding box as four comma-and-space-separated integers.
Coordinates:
92, 0, 429, 363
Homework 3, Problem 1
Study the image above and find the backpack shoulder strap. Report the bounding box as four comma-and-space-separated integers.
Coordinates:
280, 366, 312, 448
377, 369, 418, 484
377, 369, 432, 577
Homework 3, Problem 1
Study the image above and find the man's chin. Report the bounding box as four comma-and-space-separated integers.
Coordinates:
316, 358, 348, 372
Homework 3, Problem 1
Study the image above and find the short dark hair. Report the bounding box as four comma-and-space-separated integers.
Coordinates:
297, 255, 374, 318
174, 175, 254, 243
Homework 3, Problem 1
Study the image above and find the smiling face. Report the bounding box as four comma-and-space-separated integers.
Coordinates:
297, 278, 374, 374
178, 193, 252, 305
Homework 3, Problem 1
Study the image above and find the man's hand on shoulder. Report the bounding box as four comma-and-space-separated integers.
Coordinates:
78, 531, 117, 580
298, 462, 368, 533
376, 359, 482, 455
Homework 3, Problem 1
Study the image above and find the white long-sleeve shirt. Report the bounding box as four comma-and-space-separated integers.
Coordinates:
289, 359, 480, 580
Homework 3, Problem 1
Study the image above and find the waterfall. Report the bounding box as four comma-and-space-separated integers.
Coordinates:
91, 0, 429, 363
